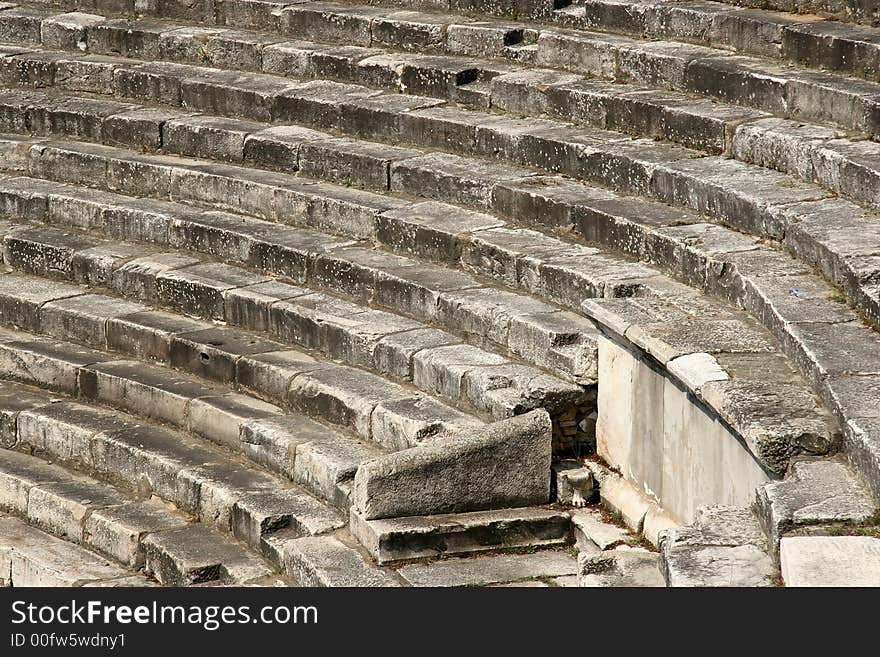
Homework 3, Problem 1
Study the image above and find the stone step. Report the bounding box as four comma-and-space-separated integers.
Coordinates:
578, 545, 665, 586
0, 88, 876, 392
268, 533, 402, 586
1, 50, 877, 335
8, 1, 878, 135
0, 178, 854, 490
141, 524, 276, 585
7, 0, 880, 149
8, 0, 573, 28
0, 303, 566, 557
659, 505, 777, 586
0, 513, 153, 586
0, 363, 564, 583
0, 238, 490, 447
583, 295, 837, 479
349, 506, 571, 564
564, 0, 880, 84
570, 507, 639, 552
695, 0, 879, 28
0, 378, 346, 553
731, 117, 880, 212
1, 447, 182, 566
0, 302, 388, 507
396, 548, 580, 586
0, 124, 607, 387
756, 457, 876, 552
780, 535, 880, 586
0, 164, 868, 502
0, 445, 286, 585
0, 8, 772, 155
0, 218, 587, 437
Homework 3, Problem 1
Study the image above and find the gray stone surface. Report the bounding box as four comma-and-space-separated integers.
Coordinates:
0, 449, 72, 516
231, 488, 344, 552
287, 365, 413, 442
587, 462, 656, 534
273, 534, 400, 587
80, 360, 221, 427
0, 382, 54, 449
27, 479, 124, 543
142, 524, 272, 586
578, 546, 665, 587
780, 536, 880, 587
350, 507, 570, 564
570, 508, 633, 551
399, 549, 578, 587
554, 462, 596, 507
756, 458, 876, 548
353, 410, 552, 520
0, 515, 132, 587
660, 506, 775, 587
0, 0, 877, 591
84, 501, 188, 568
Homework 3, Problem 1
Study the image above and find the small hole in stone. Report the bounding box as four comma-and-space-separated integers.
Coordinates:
504, 29, 525, 46
200, 352, 210, 363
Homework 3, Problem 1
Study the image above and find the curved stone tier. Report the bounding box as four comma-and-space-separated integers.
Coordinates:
0, 0, 876, 586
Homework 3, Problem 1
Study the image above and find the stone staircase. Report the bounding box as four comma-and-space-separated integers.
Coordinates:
0, 0, 878, 587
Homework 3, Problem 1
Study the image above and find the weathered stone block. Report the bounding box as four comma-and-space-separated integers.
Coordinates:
353, 409, 552, 520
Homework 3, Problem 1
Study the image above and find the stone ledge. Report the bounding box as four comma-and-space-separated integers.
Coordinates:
582, 295, 836, 477
350, 506, 570, 563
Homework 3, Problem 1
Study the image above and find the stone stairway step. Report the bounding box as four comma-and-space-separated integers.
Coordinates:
0, 59, 875, 338
659, 505, 776, 587
0, 218, 586, 434
49, 0, 563, 29
0, 383, 345, 584
0, 445, 286, 585
0, 378, 347, 552
0, 15, 840, 187
583, 294, 837, 478
710, 0, 877, 27
731, 117, 880, 212
0, 180, 859, 492
0, 124, 607, 387
268, 533, 402, 586
756, 457, 876, 551
349, 506, 571, 564
570, 507, 638, 551
780, 535, 880, 586
0, 302, 570, 564
565, 0, 880, 84
0, 87, 870, 370
1, 7, 878, 191
0, 299, 391, 502
396, 548, 579, 587
578, 545, 665, 586
141, 524, 275, 585
0, 1, 873, 587
0, 168, 864, 498
0, 7, 770, 154
0, 55, 876, 337
0, 513, 152, 586
9, 1, 880, 135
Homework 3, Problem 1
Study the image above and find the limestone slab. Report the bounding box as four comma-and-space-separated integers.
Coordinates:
781, 536, 880, 587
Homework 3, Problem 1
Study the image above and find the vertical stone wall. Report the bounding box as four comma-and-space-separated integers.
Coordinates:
596, 335, 773, 523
